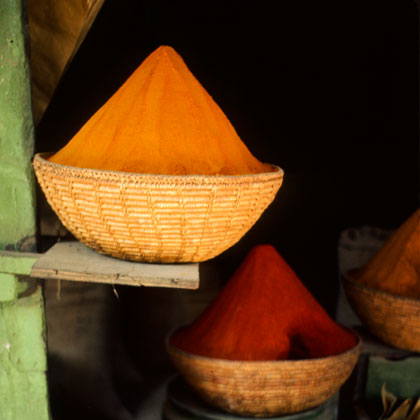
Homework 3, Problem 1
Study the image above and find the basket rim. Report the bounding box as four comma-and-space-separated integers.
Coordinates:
342, 270, 420, 306
165, 326, 361, 367
34, 152, 284, 180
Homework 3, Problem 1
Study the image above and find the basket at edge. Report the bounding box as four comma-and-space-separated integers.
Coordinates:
33, 153, 283, 263
165, 333, 360, 417
342, 272, 420, 352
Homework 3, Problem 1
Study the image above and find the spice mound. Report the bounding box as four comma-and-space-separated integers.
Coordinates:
351, 208, 420, 299
170, 244, 357, 361
48, 45, 272, 176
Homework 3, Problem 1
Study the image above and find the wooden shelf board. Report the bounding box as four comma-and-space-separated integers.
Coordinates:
30, 242, 199, 289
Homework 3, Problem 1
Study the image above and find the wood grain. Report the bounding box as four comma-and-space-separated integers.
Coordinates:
31, 241, 199, 289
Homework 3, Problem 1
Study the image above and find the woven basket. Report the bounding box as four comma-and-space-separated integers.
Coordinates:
33, 153, 283, 263
343, 272, 420, 352
166, 334, 360, 417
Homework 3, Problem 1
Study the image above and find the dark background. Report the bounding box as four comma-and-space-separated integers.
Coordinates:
36, 0, 419, 315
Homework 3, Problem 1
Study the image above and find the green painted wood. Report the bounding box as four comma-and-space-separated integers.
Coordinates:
0, 250, 39, 275
0, 273, 18, 302
0, 0, 50, 419
0, 287, 50, 420
0, 0, 36, 251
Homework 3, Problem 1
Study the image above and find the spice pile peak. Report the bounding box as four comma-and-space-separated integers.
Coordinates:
352, 208, 420, 299
49, 45, 272, 175
171, 244, 357, 361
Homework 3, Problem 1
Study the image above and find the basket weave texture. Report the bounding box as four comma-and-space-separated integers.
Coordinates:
343, 273, 420, 352
33, 153, 283, 263
166, 337, 360, 417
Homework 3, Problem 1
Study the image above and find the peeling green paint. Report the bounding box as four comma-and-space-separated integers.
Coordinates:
0, 273, 18, 301
0, 286, 47, 372
0, 287, 50, 420
0, 0, 51, 418
0, 250, 38, 275
0, 0, 36, 251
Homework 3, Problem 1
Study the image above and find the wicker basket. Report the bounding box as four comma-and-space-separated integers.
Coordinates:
33, 153, 283, 263
343, 272, 420, 352
166, 334, 360, 417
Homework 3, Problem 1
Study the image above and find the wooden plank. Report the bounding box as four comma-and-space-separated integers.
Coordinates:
31, 241, 199, 289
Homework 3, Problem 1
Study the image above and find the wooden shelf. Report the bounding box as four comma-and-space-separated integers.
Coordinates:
30, 241, 199, 289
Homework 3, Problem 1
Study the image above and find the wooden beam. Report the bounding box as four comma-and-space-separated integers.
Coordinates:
31, 241, 199, 289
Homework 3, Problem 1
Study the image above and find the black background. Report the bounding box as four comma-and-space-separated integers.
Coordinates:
36, 0, 419, 314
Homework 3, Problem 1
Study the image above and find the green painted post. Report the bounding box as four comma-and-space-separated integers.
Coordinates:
0, 273, 19, 301
0, 288, 49, 420
0, 0, 36, 251
0, 0, 51, 419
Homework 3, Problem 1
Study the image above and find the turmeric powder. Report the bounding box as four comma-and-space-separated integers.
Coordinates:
352, 209, 420, 299
170, 244, 357, 361
49, 46, 272, 175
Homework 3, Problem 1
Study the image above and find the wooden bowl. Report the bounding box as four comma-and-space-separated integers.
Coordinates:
343, 272, 420, 352
166, 333, 360, 417
33, 153, 283, 263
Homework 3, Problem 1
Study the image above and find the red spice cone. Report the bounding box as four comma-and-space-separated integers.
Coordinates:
171, 244, 357, 360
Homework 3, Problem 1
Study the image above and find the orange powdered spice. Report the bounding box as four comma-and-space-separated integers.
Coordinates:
170, 244, 357, 361
48, 46, 272, 176
352, 208, 420, 299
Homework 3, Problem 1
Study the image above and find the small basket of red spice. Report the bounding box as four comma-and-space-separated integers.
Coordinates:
166, 245, 360, 417
343, 208, 420, 352
33, 46, 283, 263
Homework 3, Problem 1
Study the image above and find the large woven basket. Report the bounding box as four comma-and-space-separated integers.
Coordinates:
166, 334, 360, 417
33, 153, 283, 263
343, 272, 420, 352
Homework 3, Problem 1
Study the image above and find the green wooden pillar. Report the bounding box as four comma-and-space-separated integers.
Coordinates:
0, 0, 50, 418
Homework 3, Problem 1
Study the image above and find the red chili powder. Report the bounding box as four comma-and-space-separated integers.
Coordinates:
170, 244, 357, 361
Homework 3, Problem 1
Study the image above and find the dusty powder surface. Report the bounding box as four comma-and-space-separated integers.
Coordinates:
49, 46, 272, 175
171, 244, 357, 361
352, 208, 420, 299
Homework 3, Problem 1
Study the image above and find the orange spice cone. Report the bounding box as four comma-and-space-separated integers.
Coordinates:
49, 46, 272, 175
352, 208, 420, 298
